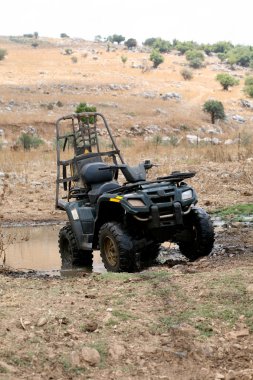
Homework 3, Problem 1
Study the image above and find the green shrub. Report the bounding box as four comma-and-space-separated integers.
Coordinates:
121, 55, 128, 64
0, 49, 7, 61
180, 68, 193, 80
150, 49, 164, 68
203, 100, 225, 124
71, 56, 78, 63
244, 76, 253, 86
65, 48, 73, 55
18, 133, 44, 150
75, 102, 97, 124
186, 50, 205, 69
124, 38, 137, 50
216, 73, 239, 90
243, 85, 253, 98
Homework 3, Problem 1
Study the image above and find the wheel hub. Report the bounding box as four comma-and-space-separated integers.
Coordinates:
104, 236, 118, 267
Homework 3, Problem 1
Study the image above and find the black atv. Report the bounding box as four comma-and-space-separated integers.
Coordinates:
55, 112, 214, 272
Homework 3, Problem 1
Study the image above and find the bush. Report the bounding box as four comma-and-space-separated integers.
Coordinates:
60, 33, 69, 38
0, 49, 7, 61
243, 85, 253, 98
150, 49, 164, 68
65, 48, 73, 55
244, 76, 253, 86
216, 73, 239, 90
203, 100, 225, 124
71, 56, 78, 63
186, 50, 205, 68
75, 102, 97, 124
18, 133, 44, 150
124, 38, 137, 50
180, 68, 193, 80
121, 55, 128, 64
31, 42, 39, 48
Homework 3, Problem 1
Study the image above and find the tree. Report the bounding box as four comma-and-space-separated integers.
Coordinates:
212, 41, 233, 53
203, 100, 225, 124
124, 38, 137, 50
0, 49, 7, 61
94, 35, 102, 42
153, 38, 172, 53
216, 73, 239, 90
60, 33, 69, 38
150, 49, 164, 68
34, 32, 39, 39
143, 37, 157, 47
109, 34, 125, 45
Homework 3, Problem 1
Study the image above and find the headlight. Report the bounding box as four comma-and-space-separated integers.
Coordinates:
181, 189, 193, 201
127, 199, 146, 207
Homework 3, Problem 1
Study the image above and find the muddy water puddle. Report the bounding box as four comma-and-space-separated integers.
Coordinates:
0, 224, 106, 275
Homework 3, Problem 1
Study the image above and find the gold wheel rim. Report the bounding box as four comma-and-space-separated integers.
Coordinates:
104, 236, 118, 267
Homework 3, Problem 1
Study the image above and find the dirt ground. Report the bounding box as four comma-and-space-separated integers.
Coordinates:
0, 225, 253, 380
0, 37, 253, 379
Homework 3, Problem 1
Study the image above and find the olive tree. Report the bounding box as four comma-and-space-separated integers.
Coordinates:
216, 73, 239, 90
150, 49, 164, 68
203, 100, 225, 124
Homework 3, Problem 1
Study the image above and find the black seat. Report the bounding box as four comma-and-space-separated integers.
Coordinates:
120, 163, 146, 183
80, 162, 120, 203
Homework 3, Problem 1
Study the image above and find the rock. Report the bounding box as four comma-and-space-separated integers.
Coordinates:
232, 115, 245, 123
83, 321, 98, 332
108, 343, 126, 361
228, 329, 250, 339
37, 317, 48, 327
81, 347, 100, 366
70, 351, 80, 366
0, 360, 17, 373
215, 373, 225, 380
186, 134, 199, 144
161, 92, 182, 100
224, 139, 235, 145
240, 99, 253, 109
141, 91, 157, 98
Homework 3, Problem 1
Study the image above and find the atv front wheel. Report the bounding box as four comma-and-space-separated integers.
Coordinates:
141, 242, 161, 262
59, 225, 93, 268
178, 207, 214, 261
99, 222, 135, 272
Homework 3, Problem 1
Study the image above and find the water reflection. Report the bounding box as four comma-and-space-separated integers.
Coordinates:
1, 224, 105, 274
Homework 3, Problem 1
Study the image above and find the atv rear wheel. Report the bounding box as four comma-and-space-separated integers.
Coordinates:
178, 207, 214, 261
99, 222, 136, 272
59, 225, 93, 268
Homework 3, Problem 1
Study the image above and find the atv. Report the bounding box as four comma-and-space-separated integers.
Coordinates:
55, 112, 214, 272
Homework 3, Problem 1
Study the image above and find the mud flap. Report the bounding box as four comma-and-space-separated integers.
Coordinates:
173, 202, 183, 225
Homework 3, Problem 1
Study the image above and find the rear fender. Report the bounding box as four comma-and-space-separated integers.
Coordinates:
63, 201, 95, 251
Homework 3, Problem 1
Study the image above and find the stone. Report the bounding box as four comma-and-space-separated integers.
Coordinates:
81, 347, 100, 366
37, 317, 47, 327
161, 92, 182, 100
232, 115, 245, 123
108, 343, 126, 361
83, 321, 98, 332
70, 351, 80, 366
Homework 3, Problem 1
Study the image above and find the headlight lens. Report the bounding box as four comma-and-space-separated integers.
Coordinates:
181, 189, 193, 201
127, 199, 146, 207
